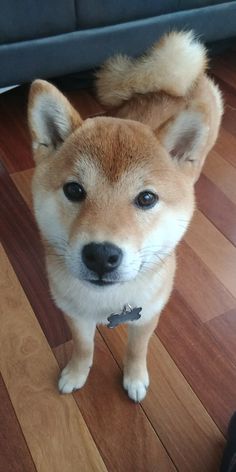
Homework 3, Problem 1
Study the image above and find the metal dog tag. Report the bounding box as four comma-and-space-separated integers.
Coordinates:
107, 304, 142, 329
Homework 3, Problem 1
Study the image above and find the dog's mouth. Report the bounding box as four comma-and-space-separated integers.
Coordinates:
87, 279, 118, 287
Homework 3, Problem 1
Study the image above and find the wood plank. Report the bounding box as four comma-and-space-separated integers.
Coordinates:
210, 74, 236, 139
0, 162, 70, 347
54, 335, 176, 472
214, 127, 236, 168
65, 89, 105, 118
98, 325, 225, 472
219, 52, 236, 71
11, 168, 34, 209
0, 374, 36, 472
203, 150, 236, 205
175, 241, 236, 322
0, 245, 107, 472
207, 309, 236, 366
211, 59, 236, 93
184, 210, 236, 299
210, 74, 236, 113
195, 173, 236, 246
221, 104, 236, 139
0, 86, 33, 172
158, 289, 236, 434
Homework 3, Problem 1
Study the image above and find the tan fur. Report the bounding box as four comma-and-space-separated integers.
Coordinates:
96, 31, 207, 107
124, 315, 160, 401
59, 316, 96, 393
29, 32, 223, 402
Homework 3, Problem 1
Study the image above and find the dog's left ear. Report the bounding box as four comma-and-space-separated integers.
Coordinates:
158, 109, 209, 182
28, 80, 82, 156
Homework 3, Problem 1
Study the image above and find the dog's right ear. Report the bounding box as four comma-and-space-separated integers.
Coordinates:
157, 108, 209, 182
28, 80, 82, 158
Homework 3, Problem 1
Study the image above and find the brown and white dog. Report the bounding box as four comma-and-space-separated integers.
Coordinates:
28, 32, 223, 402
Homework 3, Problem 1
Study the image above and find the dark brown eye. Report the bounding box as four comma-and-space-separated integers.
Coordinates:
134, 191, 158, 209
63, 182, 86, 202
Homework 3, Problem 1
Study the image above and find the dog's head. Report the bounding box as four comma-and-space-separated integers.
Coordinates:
29, 80, 208, 288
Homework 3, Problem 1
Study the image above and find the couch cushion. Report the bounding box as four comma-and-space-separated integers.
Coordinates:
0, 0, 76, 44
75, 0, 225, 28
1, 1, 236, 87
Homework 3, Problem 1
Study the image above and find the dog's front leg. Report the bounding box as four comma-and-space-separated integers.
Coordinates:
123, 315, 158, 402
58, 316, 96, 394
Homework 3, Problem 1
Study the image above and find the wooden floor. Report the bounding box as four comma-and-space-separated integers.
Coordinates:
0, 51, 236, 472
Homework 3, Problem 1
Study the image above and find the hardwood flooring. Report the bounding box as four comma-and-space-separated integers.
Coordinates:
0, 51, 236, 471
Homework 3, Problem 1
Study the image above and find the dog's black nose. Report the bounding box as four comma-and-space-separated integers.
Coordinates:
82, 242, 122, 276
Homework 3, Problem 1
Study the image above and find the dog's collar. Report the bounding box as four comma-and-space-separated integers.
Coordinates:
107, 304, 142, 329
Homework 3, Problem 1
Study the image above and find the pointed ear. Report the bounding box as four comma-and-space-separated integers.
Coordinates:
28, 80, 82, 155
158, 109, 209, 181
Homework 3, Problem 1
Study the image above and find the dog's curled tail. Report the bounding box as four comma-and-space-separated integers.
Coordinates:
96, 31, 207, 107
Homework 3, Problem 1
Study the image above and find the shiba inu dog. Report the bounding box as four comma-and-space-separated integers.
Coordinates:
28, 32, 223, 402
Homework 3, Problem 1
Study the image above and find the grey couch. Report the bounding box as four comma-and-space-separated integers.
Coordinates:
1, 0, 236, 87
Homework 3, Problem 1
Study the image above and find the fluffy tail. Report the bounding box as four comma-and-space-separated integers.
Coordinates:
96, 31, 207, 107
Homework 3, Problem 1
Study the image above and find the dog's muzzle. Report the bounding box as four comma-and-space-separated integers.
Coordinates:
81, 242, 123, 282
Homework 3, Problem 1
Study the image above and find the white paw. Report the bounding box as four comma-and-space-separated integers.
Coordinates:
58, 364, 90, 394
123, 370, 149, 403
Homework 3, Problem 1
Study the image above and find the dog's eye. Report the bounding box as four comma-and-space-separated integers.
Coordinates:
63, 182, 86, 202
134, 191, 158, 209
